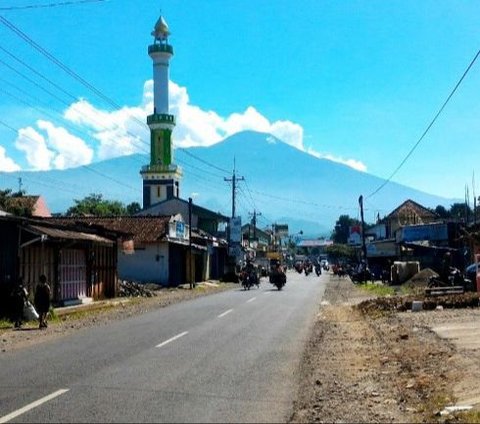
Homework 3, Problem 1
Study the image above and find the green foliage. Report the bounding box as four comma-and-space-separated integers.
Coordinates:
0, 189, 33, 217
65, 193, 141, 217
126, 202, 142, 215
325, 243, 356, 262
331, 215, 361, 244
357, 282, 395, 297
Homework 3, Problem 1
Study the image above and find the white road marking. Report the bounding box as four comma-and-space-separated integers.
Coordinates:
246, 297, 257, 303
155, 331, 189, 348
217, 309, 233, 318
0, 389, 69, 423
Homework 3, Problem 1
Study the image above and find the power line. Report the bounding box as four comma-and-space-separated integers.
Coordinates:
0, 118, 139, 194
0, 0, 107, 11
177, 148, 230, 175
0, 44, 78, 103
0, 16, 235, 184
367, 47, 480, 199
0, 15, 143, 126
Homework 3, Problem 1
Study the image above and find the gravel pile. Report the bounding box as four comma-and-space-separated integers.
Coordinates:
118, 280, 159, 297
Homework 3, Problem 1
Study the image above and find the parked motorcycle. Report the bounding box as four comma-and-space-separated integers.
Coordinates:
427, 267, 474, 291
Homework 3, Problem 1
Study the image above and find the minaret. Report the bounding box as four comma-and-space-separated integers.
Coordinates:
140, 15, 182, 209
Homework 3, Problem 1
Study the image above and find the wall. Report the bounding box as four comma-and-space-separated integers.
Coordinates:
118, 242, 169, 285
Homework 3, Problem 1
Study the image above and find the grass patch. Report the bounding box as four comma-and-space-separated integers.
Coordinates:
0, 319, 13, 330
456, 410, 480, 423
357, 282, 396, 297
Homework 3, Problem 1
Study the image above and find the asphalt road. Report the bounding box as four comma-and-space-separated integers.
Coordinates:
0, 269, 326, 423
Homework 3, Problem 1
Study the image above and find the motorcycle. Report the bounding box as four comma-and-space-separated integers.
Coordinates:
314, 264, 322, 276
427, 267, 474, 291
269, 267, 286, 290
304, 262, 313, 276
239, 269, 259, 290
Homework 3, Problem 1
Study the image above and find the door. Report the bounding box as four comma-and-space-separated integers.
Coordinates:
58, 249, 87, 301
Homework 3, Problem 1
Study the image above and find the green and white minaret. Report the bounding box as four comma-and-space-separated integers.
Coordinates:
141, 15, 182, 209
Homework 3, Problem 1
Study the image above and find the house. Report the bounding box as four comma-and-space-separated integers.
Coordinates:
137, 197, 229, 237
383, 199, 438, 239
364, 199, 468, 273
0, 215, 119, 318
46, 214, 228, 286
137, 197, 230, 281
3, 195, 51, 217
241, 224, 270, 250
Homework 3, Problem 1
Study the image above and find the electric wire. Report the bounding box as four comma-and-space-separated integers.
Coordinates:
0, 0, 107, 11
1, 16, 234, 183
0, 118, 139, 193
367, 47, 480, 199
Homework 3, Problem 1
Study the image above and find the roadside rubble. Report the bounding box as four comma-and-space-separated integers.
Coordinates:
290, 274, 480, 423
118, 280, 160, 297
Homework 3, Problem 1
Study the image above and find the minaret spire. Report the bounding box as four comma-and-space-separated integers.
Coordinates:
140, 14, 182, 210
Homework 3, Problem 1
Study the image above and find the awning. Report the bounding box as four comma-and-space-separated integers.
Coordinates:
25, 224, 114, 245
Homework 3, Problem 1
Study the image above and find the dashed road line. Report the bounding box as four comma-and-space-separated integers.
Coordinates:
0, 389, 69, 423
246, 297, 257, 303
156, 331, 189, 348
217, 309, 233, 318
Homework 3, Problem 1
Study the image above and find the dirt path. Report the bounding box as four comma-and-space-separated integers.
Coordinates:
290, 276, 467, 423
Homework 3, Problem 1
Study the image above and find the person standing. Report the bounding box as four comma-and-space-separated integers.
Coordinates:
11, 278, 28, 329
34, 275, 51, 329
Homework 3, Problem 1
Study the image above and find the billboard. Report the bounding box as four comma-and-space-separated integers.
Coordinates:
396, 223, 448, 243
229, 217, 242, 243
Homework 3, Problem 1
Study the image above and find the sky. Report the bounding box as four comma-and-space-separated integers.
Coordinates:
1, 0, 480, 204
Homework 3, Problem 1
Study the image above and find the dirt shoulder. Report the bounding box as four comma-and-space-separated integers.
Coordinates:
290, 275, 479, 424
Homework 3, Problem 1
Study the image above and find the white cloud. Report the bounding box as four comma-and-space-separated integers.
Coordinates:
15, 126, 54, 170
307, 147, 367, 172
64, 99, 149, 160
11, 78, 365, 173
0, 146, 20, 172
168, 81, 304, 151
14, 121, 93, 170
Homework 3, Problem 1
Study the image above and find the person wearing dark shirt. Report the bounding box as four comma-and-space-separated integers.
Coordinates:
34, 275, 51, 329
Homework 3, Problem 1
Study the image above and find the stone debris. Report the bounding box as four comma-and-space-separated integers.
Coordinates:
118, 280, 160, 297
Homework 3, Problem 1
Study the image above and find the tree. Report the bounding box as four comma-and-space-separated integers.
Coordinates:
331, 215, 361, 244
0, 189, 33, 217
65, 194, 139, 217
450, 202, 472, 222
434, 205, 449, 219
325, 244, 356, 263
126, 202, 141, 215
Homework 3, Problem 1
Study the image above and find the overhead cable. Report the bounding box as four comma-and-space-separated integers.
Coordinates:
367, 48, 480, 198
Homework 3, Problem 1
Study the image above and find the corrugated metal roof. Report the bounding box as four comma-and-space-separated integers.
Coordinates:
27, 224, 114, 244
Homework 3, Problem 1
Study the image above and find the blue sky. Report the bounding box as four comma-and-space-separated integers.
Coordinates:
1, 0, 480, 202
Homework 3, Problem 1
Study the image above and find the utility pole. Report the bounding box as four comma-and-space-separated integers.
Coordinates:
188, 197, 194, 289
224, 158, 244, 218
249, 210, 262, 241
358, 195, 368, 267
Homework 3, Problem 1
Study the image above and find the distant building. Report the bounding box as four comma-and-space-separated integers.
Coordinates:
3, 195, 51, 217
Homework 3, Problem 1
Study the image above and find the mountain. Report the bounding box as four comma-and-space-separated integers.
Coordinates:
2, 130, 459, 237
